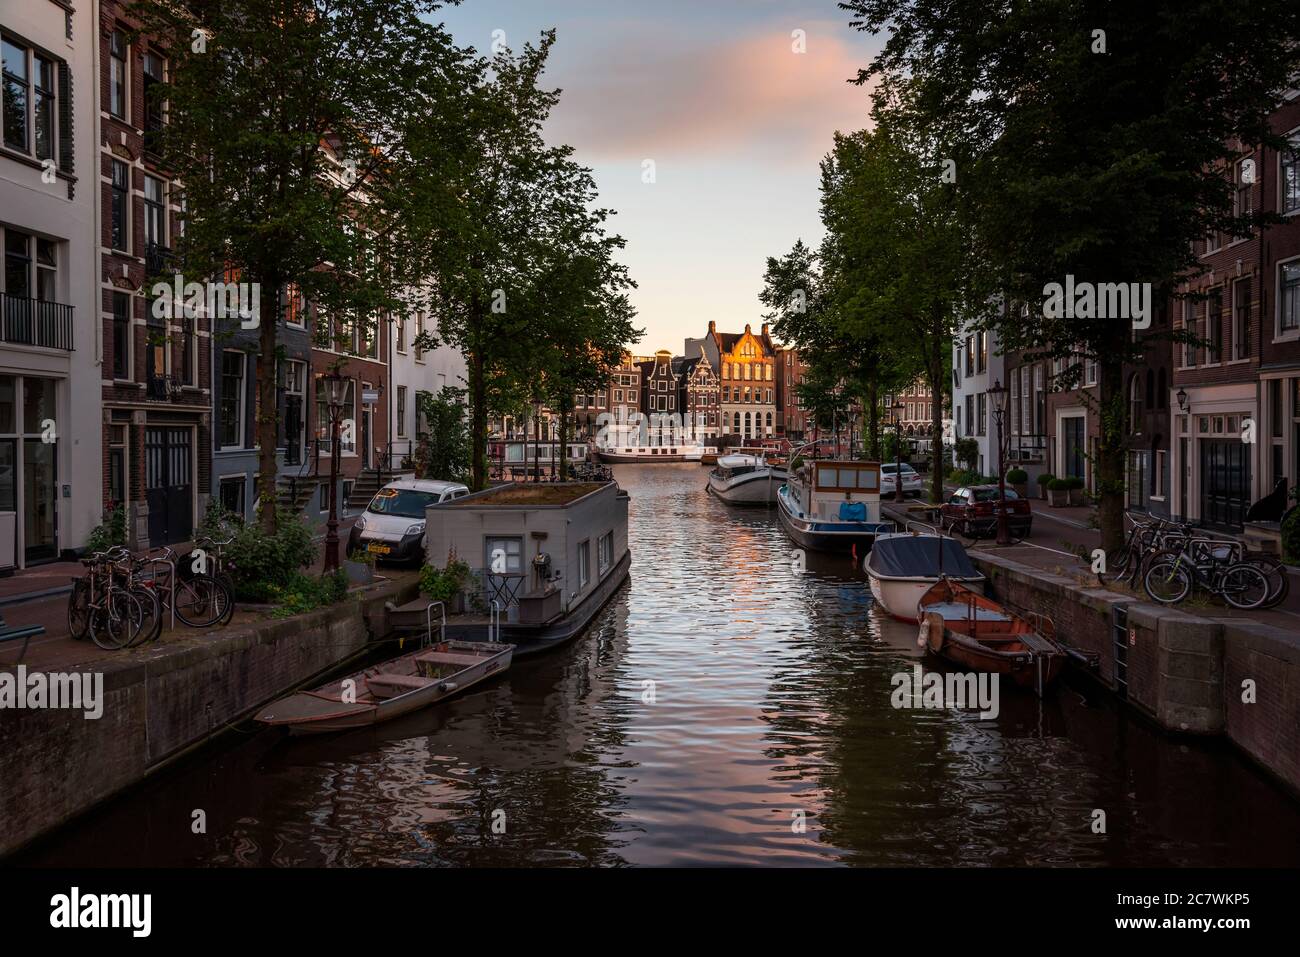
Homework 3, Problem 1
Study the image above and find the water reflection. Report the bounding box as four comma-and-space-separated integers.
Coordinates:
17, 463, 1300, 867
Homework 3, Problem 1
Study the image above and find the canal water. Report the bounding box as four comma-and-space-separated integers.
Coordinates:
22, 464, 1300, 866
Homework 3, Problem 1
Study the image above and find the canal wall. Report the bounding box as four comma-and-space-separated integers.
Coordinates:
0, 576, 420, 859
971, 552, 1300, 797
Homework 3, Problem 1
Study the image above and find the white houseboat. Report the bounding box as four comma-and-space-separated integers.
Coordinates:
707, 453, 788, 505
776, 460, 895, 552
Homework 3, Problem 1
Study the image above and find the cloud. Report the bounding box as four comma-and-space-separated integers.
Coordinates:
546, 21, 876, 166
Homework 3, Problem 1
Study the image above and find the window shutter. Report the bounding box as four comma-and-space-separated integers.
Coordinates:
57, 61, 74, 179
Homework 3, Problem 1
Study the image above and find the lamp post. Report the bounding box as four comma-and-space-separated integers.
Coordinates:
988, 378, 1011, 546
532, 397, 543, 483
322, 369, 346, 572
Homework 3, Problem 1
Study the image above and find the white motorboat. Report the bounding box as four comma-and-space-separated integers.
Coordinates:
864, 531, 984, 622
775, 459, 895, 552
595, 440, 709, 463
707, 453, 788, 505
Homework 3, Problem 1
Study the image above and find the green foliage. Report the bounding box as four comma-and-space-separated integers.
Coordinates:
1005, 468, 1029, 485
1037, 473, 1055, 487
1065, 476, 1086, 491
269, 570, 350, 619
224, 510, 319, 602
1282, 506, 1300, 564
420, 554, 473, 604
86, 505, 127, 553
1048, 478, 1071, 491
414, 386, 471, 483
880, 430, 910, 462
954, 437, 979, 471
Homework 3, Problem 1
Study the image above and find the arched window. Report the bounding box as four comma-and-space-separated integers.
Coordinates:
744, 412, 752, 436
1129, 373, 1143, 428
733, 412, 740, 432
766, 411, 773, 433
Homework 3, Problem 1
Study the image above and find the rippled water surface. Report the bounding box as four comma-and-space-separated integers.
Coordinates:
23, 465, 1300, 866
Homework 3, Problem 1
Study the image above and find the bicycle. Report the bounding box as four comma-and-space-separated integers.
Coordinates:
67, 547, 153, 650
1097, 516, 1191, 590
1143, 536, 1270, 609
133, 545, 233, 636
193, 534, 237, 624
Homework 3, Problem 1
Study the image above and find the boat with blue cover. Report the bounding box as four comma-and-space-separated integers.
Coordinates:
776, 459, 895, 552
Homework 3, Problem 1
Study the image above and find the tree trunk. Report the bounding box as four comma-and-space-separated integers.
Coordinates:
256, 280, 281, 533
867, 377, 880, 460
1097, 354, 1127, 554
469, 340, 487, 491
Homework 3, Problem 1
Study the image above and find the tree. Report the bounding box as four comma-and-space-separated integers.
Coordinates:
843, 0, 1300, 549
132, 0, 472, 531
414, 387, 469, 482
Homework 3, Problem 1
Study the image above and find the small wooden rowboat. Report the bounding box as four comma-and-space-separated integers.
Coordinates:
255, 639, 512, 734
916, 578, 1067, 695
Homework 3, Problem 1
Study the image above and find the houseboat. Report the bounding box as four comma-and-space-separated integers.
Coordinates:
418, 480, 631, 656
496, 440, 590, 473
594, 440, 715, 463
776, 460, 895, 552
707, 453, 787, 505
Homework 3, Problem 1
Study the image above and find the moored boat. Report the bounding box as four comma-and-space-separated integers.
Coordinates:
595, 441, 710, 463
775, 459, 895, 552
707, 453, 788, 505
915, 578, 1067, 695
255, 639, 513, 734
865, 532, 984, 622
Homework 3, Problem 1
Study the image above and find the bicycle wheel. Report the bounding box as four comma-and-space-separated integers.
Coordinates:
67, 579, 92, 640
1221, 563, 1270, 610
128, 586, 163, 646
90, 587, 144, 650
1097, 544, 1133, 587
174, 575, 232, 628
1246, 557, 1289, 609
1144, 560, 1191, 604
214, 570, 237, 624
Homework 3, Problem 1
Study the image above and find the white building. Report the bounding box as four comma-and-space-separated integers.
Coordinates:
387, 300, 466, 471
0, 1, 101, 567
951, 316, 1005, 477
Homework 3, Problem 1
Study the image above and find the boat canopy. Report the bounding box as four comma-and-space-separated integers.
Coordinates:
872, 535, 980, 579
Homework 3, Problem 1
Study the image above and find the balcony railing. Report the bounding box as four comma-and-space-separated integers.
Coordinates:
0, 295, 74, 351
146, 374, 184, 400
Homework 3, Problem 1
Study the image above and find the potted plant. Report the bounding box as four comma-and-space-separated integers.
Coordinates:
344, 547, 375, 585
1066, 475, 1087, 506
1006, 467, 1029, 499
419, 553, 472, 614
1036, 473, 1055, 501
1046, 477, 1071, 507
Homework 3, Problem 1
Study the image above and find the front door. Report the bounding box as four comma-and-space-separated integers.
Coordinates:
146, 426, 193, 545
1200, 439, 1250, 529
284, 395, 303, 466
361, 391, 372, 470
1062, 417, 1085, 479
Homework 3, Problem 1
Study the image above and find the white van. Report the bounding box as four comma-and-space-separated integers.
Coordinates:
347, 478, 470, 563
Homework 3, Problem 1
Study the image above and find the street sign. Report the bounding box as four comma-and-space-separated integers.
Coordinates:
362, 389, 380, 405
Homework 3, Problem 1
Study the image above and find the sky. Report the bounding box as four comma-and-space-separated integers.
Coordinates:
427, 0, 882, 353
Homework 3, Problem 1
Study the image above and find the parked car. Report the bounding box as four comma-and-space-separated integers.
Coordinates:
881, 462, 924, 499
347, 478, 470, 564
939, 485, 1032, 538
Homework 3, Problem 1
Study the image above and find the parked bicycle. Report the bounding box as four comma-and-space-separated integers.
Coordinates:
193, 533, 237, 624
131, 545, 233, 639
1142, 536, 1271, 609
67, 547, 154, 650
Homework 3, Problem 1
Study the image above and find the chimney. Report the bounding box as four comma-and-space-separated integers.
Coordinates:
761, 323, 770, 338
744, 323, 751, 333
708, 320, 716, 334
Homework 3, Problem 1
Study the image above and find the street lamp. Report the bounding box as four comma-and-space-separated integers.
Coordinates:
322, 369, 346, 572
892, 400, 904, 501
1176, 387, 1188, 411
532, 397, 543, 483
988, 378, 1011, 546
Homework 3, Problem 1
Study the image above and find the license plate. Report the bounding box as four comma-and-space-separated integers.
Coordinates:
367, 543, 391, 555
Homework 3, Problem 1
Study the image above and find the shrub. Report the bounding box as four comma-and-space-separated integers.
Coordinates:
1065, 476, 1086, 491
1282, 505, 1300, 564
1005, 468, 1029, 485
1047, 478, 1070, 491
224, 510, 319, 602
86, 504, 127, 553
420, 553, 473, 604
269, 569, 349, 619
1037, 473, 1055, 487
954, 436, 979, 471
789, 455, 804, 472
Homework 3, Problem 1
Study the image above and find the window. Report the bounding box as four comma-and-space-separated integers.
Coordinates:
180, 312, 195, 386
1, 37, 27, 151
1207, 290, 1223, 363
220, 352, 245, 448
1281, 260, 1300, 335
1233, 157, 1254, 224
396, 385, 407, 437
485, 536, 523, 574
1283, 134, 1300, 215
395, 314, 406, 352
577, 539, 590, 589
315, 376, 356, 453
1154, 449, 1166, 498
111, 160, 129, 252
284, 283, 305, 327
144, 176, 166, 249
109, 30, 127, 119
219, 477, 246, 518
1182, 298, 1198, 366
976, 331, 987, 373
112, 292, 131, 379
965, 337, 975, 376
108, 424, 126, 506
1233, 278, 1250, 359
976, 392, 987, 436
142, 52, 165, 144
414, 312, 425, 361
3, 230, 29, 298
597, 531, 612, 575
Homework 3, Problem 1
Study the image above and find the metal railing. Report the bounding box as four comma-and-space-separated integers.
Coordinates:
0, 295, 74, 351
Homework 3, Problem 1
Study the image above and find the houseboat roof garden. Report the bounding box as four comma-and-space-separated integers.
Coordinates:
446, 482, 607, 507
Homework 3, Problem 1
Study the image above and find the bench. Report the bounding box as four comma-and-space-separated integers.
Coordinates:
0, 609, 46, 663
